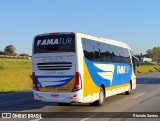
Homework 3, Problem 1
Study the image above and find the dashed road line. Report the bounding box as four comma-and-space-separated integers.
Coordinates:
30, 117, 42, 121
80, 115, 95, 121
132, 92, 146, 99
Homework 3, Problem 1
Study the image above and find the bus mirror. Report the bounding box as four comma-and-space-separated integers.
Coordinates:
135, 56, 140, 67
133, 56, 140, 67
136, 60, 140, 67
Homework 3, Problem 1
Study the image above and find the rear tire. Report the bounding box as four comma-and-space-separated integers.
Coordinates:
94, 87, 105, 106
125, 83, 132, 95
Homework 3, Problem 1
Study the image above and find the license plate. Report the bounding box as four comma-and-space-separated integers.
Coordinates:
51, 94, 59, 98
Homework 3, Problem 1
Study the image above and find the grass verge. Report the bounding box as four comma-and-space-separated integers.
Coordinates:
137, 62, 160, 74
0, 58, 159, 93
0, 58, 32, 92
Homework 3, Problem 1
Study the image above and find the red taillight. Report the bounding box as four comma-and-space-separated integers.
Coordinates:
71, 32, 75, 35
71, 72, 82, 92
32, 72, 39, 91
50, 32, 60, 35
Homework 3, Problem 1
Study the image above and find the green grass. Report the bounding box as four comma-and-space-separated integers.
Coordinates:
137, 62, 160, 74
0, 58, 159, 93
0, 58, 32, 92
139, 62, 155, 66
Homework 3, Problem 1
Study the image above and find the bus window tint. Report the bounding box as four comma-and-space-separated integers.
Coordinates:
82, 39, 94, 60
34, 34, 75, 54
82, 38, 131, 64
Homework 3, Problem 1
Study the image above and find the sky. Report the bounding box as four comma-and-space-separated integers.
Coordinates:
0, 0, 160, 55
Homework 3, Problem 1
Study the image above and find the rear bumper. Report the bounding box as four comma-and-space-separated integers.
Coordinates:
33, 90, 83, 103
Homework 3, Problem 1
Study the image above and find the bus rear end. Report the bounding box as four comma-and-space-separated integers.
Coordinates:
32, 32, 83, 103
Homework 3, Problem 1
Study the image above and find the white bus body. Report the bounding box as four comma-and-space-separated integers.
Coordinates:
32, 32, 139, 106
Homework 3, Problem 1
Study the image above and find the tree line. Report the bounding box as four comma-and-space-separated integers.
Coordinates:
135, 47, 160, 61
1, 45, 159, 61
0, 45, 29, 57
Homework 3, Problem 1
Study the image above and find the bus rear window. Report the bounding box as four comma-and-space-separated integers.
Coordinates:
33, 34, 75, 54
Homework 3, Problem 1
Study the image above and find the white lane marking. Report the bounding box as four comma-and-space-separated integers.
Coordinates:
21, 110, 29, 112
132, 92, 146, 99
80, 115, 95, 121
30, 117, 42, 121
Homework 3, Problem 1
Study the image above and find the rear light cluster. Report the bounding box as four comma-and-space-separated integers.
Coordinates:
35, 32, 75, 37
32, 72, 39, 91
50, 32, 60, 35
50, 32, 75, 35
71, 72, 82, 92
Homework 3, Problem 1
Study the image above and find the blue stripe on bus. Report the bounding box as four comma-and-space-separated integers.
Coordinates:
84, 58, 132, 87
35, 75, 74, 88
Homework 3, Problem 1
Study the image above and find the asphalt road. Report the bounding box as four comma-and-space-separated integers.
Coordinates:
0, 72, 160, 121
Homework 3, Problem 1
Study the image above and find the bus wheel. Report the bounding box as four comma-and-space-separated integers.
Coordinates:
58, 102, 71, 106
95, 87, 105, 106
125, 83, 132, 95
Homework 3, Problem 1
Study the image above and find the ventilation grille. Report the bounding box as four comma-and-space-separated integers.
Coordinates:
37, 62, 72, 70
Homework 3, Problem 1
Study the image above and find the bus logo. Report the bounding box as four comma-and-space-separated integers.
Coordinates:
37, 38, 72, 46
117, 66, 129, 74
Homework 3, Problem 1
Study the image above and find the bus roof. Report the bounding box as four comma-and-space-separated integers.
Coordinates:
35, 32, 132, 50
99, 37, 131, 49
77, 32, 131, 50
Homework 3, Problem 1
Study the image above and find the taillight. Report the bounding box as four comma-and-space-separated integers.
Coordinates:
50, 32, 60, 35
72, 72, 82, 92
71, 32, 75, 35
32, 72, 39, 91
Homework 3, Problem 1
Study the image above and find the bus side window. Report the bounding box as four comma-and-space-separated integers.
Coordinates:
105, 44, 113, 62
121, 48, 130, 64
112, 46, 119, 63
94, 42, 100, 61
82, 38, 87, 56
82, 38, 94, 61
